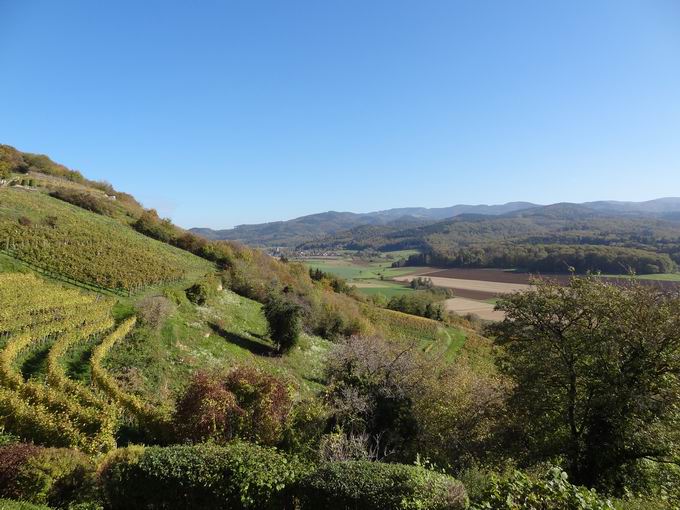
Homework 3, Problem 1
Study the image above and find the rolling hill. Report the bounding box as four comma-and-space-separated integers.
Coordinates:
299, 202, 680, 275
190, 201, 540, 246
192, 198, 680, 249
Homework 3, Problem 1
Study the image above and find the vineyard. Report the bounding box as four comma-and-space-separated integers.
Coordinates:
0, 274, 163, 454
0, 188, 212, 293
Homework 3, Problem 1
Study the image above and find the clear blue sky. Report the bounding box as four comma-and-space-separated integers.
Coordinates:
1, 1, 679, 228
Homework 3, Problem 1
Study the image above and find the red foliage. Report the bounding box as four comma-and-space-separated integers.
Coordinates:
0, 443, 42, 499
173, 367, 293, 446
173, 372, 243, 444
224, 366, 292, 445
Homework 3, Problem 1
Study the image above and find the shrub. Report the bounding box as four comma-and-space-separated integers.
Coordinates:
298, 461, 468, 510
49, 189, 115, 216
470, 467, 614, 510
173, 367, 292, 446
223, 366, 293, 445
134, 295, 175, 329
0, 444, 42, 501
263, 291, 303, 353
185, 278, 217, 305
173, 372, 243, 444
0, 445, 97, 509
98, 443, 308, 510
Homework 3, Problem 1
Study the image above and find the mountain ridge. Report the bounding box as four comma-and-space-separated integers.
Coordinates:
192, 198, 680, 247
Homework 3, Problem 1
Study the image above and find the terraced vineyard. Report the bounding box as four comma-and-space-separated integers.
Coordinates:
0, 274, 121, 453
0, 188, 212, 293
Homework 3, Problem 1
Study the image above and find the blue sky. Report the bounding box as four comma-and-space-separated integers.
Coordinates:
1, 1, 679, 228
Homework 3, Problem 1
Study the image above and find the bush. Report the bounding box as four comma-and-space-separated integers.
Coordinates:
223, 366, 293, 445
49, 189, 115, 217
173, 367, 292, 446
0, 445, 42, 501
470, 467, 614, 510
173, 372, 243, 444
0, 445, 97, 509
298, 461, 468, 510
263, 292, 303, 353
134, 295, 175, 329
99, 443, 308, 510
185, 278, 217, 305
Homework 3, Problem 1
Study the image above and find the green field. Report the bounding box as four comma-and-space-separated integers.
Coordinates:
302, 251, 426, 298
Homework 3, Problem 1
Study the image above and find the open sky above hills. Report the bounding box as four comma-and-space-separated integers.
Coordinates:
1, 0, 679, 228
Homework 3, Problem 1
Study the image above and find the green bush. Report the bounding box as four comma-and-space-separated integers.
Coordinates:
185, 278, 217, 305
98, 442, 309, 510
0, 445, 97, 509
263, 292, 303, 353
298, 461, 468, 510
470, 467, 614, 510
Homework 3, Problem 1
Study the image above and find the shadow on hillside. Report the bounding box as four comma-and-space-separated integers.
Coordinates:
208, 323, 275, 356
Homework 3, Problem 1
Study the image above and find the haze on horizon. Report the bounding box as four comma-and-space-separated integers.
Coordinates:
1, 0, 679, 229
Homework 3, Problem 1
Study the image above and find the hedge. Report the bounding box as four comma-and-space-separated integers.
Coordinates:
98, 442, 309, 510
298, 460, 468, 510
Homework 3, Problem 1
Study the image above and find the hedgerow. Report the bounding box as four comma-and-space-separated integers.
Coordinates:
98, 442, 309, 510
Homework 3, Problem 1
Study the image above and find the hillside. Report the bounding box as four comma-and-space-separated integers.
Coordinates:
190, 201, 539, 246
192, 198, 680, 249
0, 143, 473, 437
300, 203, 680, 275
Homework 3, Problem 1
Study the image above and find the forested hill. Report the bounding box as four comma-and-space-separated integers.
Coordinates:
193, 198, 680, 248
301, 202, 680, 275
190, 202, 540, 246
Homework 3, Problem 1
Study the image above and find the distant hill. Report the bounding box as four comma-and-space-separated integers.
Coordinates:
192, 198, 680, 249
191, 202, 540, 246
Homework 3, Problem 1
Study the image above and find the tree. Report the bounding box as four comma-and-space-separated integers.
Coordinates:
263, 291, 303, 354
491, 276, 680, 492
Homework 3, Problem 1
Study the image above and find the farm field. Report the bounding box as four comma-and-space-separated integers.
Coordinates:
300, 251, 429, 297
394, 273, 530, 298
401, 267, 680, 321
443, 297, 505, 321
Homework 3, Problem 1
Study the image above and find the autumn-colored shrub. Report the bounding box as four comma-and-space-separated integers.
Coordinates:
0, 445, 97, 508
224, 366, 293, 445
173, 372, 243, 443
173, 367, 293, 446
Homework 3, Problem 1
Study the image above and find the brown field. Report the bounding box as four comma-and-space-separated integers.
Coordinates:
444, 297, 505, 321
393, 274, 530, 300
396, 268, 680, 321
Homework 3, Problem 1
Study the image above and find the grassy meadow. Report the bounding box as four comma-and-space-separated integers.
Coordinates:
301, 250, 427, 298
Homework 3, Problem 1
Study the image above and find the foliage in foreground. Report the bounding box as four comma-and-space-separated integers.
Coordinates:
173, 367, 292, 446
98, 442, 308, 510
299, 460, 468, 510
491, 276, 680, 493
0, 444, 97, 509
469, 467, 614, 510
